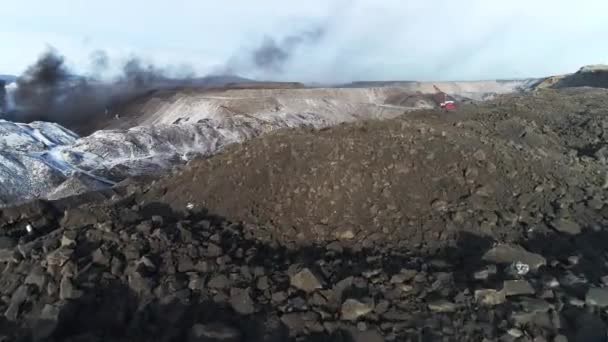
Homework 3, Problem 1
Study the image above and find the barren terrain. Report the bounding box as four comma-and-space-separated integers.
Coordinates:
0, 83, 607, 341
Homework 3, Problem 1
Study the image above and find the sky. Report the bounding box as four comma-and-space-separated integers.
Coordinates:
2, 0, 608, 83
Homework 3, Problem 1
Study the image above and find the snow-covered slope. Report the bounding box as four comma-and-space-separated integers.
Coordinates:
0, 120, 80, 205
0, 102, 405, 205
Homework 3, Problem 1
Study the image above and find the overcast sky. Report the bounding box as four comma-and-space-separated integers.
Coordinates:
2, 0, 608, 82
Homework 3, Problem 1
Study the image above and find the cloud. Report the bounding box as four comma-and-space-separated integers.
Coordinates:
2, 0, 608, 82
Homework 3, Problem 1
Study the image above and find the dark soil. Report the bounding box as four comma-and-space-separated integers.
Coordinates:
0, 88, 607, 341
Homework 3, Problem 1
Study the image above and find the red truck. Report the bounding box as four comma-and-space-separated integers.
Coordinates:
433, 85, 456, 110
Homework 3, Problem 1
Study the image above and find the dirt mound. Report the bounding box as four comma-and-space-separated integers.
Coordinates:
0, 166, 606, 340
143, 88, 607, 252
552, 65, 608, 89
88, 79, 537, 133
0, 88, 607, 341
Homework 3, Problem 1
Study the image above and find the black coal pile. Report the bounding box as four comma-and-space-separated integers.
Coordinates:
0, 187, 607, 341
553, 65, 608, 89
0, 88, 607, 341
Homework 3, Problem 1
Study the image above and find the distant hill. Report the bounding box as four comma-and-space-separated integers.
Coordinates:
188, 74, 254, 87
551, 65, 608, 89
0, 75, 16, 83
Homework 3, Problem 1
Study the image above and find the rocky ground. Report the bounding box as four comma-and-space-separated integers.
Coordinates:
0, 88, 607, 341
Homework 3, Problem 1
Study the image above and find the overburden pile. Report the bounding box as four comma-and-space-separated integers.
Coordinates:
0, 88, 607, 341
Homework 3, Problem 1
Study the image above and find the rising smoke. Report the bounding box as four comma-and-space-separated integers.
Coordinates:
251, 28, 325, 73
7, 26, 328, 131
224, 26, 327, 78
8, 48, 176, 133
0, 80, 6, 114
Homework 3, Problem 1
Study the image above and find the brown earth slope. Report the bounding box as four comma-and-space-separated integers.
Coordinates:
143, 88, 608, 252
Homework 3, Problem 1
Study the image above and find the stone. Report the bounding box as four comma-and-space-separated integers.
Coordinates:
47, 281, 58, 297
473, 149, 487, 161
59, 276, 83, 300
503, 280, 535, 296
585, 287, 608, 307
543, 276, 560, 289
326, 241, 343, 253
335, 227, 356, 240
332, 276, 354, 301
550, 218, 582, 235
475, 289, 506, 306
61, 208, 99, 228
465, 166, 479, 181
374, 300, 390, 314
476, 185, 494, 197
230, 288, 255, 315
474, 265, 497, 280
137, 256, 156, 272
567, 255, 580, 265
24, 266, 48, 290
509, 261, 531, 276
208, 275, 231, 289
381, 309, 411, 321
428, 300, 457, 313
341, 298, 374, 321
540, 289, 554, 299
399, 269, 418, 281
128, 272, 154, 296
290, 268, 323, 293
0, 249, 19, 263
61, 261, 77, 278
61, 231, 78, 247
4, 284, 30, 321
189, 322, 242, 342
507, 328, 524, 338
553, 335, 567, 342
311, 292, 328, 306
288, 296, 308, 311
136, 221, 153, 234
0, 237, 16, 250
362, 269, 381, 278
96, 221, 114, 233
111, 257, 124, 276
188, 275, 206, 291
587, 198, 604, 210
271, 291, 287, 303
519, 298, 552, 313
46, 247, 74, 267
256, 276, 270, 291
568, 297, 585, 308
92, 248, 111, 267
482, 244, 546, 271
431, 199, 449, 212
205, 243, 223, 257
280, 313, 306, 334
280, 312, 321, 334
390, 274, 409, 284
345, 327, 385, 342
178, 255, 195, 273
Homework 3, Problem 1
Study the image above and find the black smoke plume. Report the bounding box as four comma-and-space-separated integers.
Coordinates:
9, 48, 175, 134
222, 26, 326, 76
252, 27, 325, 72
0, 80, 6, 114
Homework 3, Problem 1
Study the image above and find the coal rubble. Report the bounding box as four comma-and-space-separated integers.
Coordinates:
0, 193, 604, 342
0, 88, 608, 341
